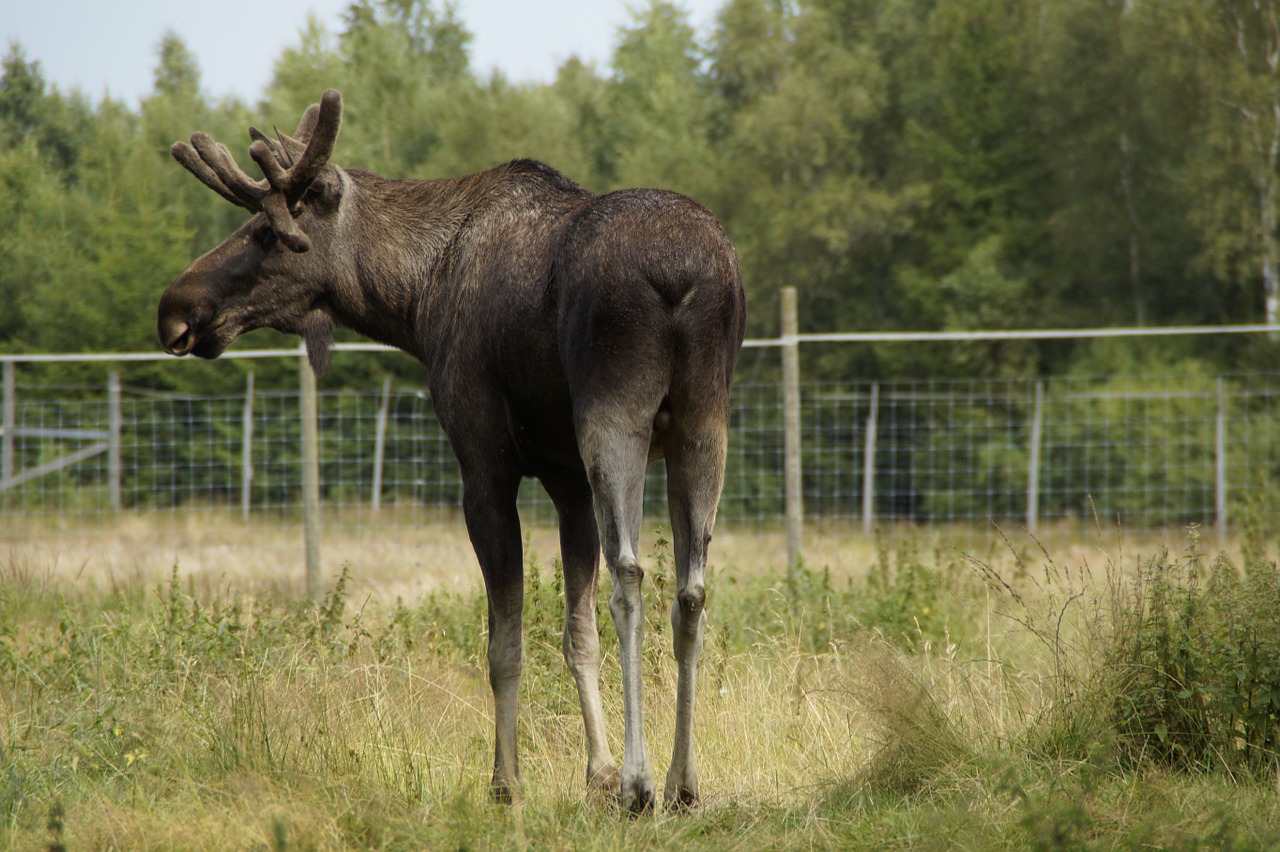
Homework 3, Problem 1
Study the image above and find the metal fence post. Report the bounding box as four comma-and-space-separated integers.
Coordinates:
781, 287, 803, 575
2, 361, 14, 483
300, 352, 323, 601
862, 383, 879, 537
241, 372, 255, 520
1216, 378, 1227, 538
107, 372, 122, 512
372, 376, 391, 510
1026, 381, 1044, 535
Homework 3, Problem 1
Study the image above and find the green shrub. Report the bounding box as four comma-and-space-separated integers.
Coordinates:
1109, 528, 1280, 776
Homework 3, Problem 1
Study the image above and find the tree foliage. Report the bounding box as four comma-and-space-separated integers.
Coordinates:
2, 0, 1279, 388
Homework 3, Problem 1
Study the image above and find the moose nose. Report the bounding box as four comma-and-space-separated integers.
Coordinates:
160, 317, 195, 356
158, 281, 211, 356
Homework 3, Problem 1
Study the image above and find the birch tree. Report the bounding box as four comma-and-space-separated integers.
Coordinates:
1164, 0, 1280, 325
1218, 0, 1280, 326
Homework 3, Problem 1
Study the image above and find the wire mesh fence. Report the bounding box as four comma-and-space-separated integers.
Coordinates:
4, 353, 1279, 579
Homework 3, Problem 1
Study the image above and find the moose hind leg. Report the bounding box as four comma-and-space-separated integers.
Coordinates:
663, 415, 729, 810
579, 417, 656, 812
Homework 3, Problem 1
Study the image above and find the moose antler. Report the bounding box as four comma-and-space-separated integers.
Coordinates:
171, 89, 343, 253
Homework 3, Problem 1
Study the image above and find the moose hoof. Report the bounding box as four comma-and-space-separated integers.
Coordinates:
489, 777, 519, 805
620, 789, 655, 816
665, 786, 700, 812
614, 777, 655, 816
587, 761, 621, 793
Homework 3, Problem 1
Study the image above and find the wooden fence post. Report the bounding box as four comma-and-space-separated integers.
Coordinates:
241, 372, 255, 520
372, 376, 391, 511
300, 352, 323, 601
1216, 378, 1227, 538
862, 383, 879, 537
781, 287, 803, 577
2, 361, 13, 483
107, 372, 122, 512
1026, 381, 1044, 535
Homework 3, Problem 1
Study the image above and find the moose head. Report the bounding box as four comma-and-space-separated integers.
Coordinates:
158, 90, 348, 372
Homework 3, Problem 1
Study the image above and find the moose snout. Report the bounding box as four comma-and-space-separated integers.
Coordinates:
160, 317, 195, 356
158, 283, 213, 357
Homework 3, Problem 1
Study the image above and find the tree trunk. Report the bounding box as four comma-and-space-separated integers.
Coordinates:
1264, 104, 1280, 327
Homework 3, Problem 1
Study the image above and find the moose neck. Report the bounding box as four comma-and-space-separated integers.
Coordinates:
324, 169, 484, 363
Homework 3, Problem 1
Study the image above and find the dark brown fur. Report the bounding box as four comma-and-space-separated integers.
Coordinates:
158, 92, 746, 811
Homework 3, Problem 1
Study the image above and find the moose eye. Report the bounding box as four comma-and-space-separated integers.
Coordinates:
259, 229, 278, 252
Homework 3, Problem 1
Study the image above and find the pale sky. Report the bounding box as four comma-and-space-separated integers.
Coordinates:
3, 0, 726, 106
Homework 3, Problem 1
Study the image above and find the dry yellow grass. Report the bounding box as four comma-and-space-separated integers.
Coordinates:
8, 649, 884, 848
2, 504, 1235, 602
4, 509, 1277, 849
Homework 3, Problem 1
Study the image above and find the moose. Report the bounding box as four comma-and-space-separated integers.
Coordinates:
157, 90, 746, 811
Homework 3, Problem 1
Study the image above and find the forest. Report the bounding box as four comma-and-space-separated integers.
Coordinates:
3, 0, 1280, 392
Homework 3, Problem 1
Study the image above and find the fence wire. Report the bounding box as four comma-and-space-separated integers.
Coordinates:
3, 367, 1279, 576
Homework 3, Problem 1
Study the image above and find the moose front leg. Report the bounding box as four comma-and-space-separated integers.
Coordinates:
462, 474, 525, 802
543, 470, 619, 792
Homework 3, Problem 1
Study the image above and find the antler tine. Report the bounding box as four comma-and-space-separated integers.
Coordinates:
280, 89, 343, 205
188, 133, 268, 209
293, 102, 322, 143
249, 126, 295, 169
171, 141, 249, 209
245, 138, 311, 252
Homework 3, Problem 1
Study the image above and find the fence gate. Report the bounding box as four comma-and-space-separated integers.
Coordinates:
1, 364, 122, 509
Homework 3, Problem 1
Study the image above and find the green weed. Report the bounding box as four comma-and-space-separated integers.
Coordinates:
1109, 528, 1280, 776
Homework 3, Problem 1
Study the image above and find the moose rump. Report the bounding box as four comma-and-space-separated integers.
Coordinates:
557, 188, 742, 467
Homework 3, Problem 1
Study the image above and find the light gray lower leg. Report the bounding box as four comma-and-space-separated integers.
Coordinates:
563, 586, 617, 788
664, 528, 708, 808
583, 425, 656, 812
546, 472, 619, 791
663, 425, 727, 809
608, 551, 653, 810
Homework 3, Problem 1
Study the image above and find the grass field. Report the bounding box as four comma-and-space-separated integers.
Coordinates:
2, 514, 1279, 849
